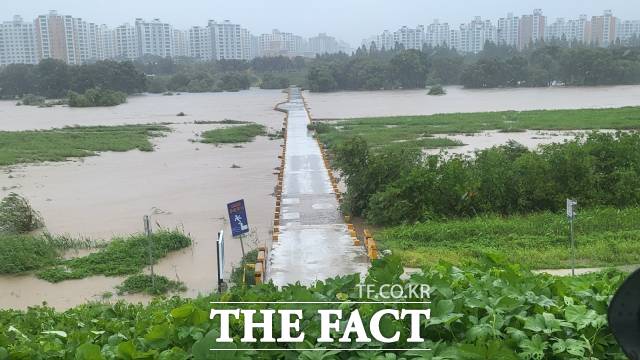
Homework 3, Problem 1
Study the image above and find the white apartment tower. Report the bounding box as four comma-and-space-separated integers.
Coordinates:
135, 18, 174, 57
114, 23, 139, 60
208, 20, 246, 60
426, 20, 450, 47
187, 26, 212, 60
497, 13, 519, 47
309, 33, 339, 55
0, 15, 37, 66
458, 17, 496, 53
394, 26, 425, 50
173, 29, 188, 57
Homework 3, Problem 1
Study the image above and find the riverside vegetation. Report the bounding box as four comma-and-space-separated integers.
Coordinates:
320, 110, 640, 269
0, 124, 169, 166
314, 106, 640, 151
0, 256, 628, 358
0, 192, 191, 295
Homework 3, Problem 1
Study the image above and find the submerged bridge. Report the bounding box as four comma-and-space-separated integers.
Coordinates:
266, 87, 369, 286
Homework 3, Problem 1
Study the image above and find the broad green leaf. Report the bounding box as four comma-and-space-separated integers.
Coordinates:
75, 343, 104, 360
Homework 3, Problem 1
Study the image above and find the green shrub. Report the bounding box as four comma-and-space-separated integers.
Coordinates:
229, 249, 258, 286
117, 274, 186, 295
68, 88, 127, 107
18, 94, 46, 106
0, 193, 43, 234
427, 84, 446, 95
334, 132, 640, 225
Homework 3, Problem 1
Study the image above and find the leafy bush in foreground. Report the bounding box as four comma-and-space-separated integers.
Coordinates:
0, 257, 626, 358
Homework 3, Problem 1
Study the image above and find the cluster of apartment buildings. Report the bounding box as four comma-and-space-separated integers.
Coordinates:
0, 10, 350, 66
363, 10, 640, 54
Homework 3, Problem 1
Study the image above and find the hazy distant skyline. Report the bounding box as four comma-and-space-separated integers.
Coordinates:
2, 0, 640, 45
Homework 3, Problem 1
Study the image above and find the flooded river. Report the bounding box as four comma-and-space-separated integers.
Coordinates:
304, 85, 640, 119
0, 89, 285, 309
1, 85, 639, 310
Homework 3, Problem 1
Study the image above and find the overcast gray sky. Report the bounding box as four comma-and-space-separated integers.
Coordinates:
2, 0, 639, 45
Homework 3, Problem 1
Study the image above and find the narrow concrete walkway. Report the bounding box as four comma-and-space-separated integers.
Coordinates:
268, 87, 369, 286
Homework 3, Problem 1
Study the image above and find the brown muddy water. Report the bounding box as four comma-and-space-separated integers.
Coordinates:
303, 85, 640, 119
0, 89, 285, 309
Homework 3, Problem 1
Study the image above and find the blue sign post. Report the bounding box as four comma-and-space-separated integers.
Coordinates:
227, 199, 249, 257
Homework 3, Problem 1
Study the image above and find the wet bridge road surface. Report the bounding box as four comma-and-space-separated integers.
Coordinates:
268, 87, 369, 286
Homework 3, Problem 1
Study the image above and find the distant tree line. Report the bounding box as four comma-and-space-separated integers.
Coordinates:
140, 55, 307, 93
0, 59, 146, 99
3, 43, 639, 98
307, 42, 640, 91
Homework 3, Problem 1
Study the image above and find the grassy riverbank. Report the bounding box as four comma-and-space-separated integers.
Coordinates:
377, 206, 640, 269
0, 124, 170, 166
316, 106, 640, 149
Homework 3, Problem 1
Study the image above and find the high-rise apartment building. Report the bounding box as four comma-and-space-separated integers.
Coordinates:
425, 20, 450, 47
173, 29, 188, 57
258, 29, 305, 57
113, 23, 138, 60
545, 15, 589, 44
497, 13, 519, 47
0, 15, 37, 66
519, 9, 546, 49
208, 20, 247, 60
135, 18, 174, 57
187, 26, 212, 60
590, 10, 617, 46
394, 26, 425, 50
309, 33, 339, 55
458, 17, 496, 53
618, 20, 640, 44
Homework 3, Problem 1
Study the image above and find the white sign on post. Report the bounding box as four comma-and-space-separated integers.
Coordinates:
566, 199, 577, 219
217, 230, 225, 278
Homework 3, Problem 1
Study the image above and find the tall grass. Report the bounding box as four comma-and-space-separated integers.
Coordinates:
378, 206, 640, 269
0, 124, 170, 166
200, 123, 266, 144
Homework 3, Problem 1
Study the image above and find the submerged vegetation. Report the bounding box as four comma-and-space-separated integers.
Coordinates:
379, 207, 640, 269
0, 124, 169, 166
200, 123, 267, 144
36, 230, 192, 282
317, 106, 640, 150
0, 256, 627, 358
